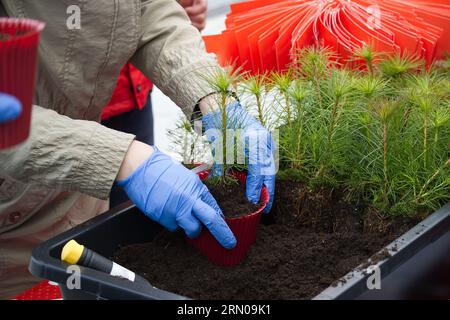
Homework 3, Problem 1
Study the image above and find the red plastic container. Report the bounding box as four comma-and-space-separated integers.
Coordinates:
0, 18, 45, 149
188, 170, 270, 266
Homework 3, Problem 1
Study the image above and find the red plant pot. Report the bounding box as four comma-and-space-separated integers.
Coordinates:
0, 18, 45, 149
187, 170, 269, 266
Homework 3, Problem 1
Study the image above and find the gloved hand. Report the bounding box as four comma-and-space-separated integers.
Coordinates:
0, 93, 22, 124
117, 147, 237, 249
202, 103, 276, 213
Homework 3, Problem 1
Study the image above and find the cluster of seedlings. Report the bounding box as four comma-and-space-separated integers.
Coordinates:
171, 45, 449, 218
115, 46, 449, 300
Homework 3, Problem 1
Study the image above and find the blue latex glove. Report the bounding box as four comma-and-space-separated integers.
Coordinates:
202, 103, 276, 213
0, 93, 22, 124
117, 148, 237, 249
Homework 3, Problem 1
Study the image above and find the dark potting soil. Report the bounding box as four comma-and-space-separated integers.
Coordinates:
205, 180, 263, 218
113, 179, 418, 300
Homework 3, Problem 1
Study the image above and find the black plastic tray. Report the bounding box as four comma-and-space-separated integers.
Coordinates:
29, 202, 450, 300
315, 203, 450, 300
29, 202, 188, 300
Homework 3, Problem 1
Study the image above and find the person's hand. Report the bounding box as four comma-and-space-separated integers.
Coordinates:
117, 142, 236, 249
179, 0, 208, 31
0, 93, 22, 124
202, 103, 276, 213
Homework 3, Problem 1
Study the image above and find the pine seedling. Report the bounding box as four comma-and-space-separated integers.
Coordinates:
298, 68, 357, 184
271, 70, 294, 126
281, 80, 311, 169
292, 46, 337, 108
370, 98, 400, 207
240, 73, 268, 127
352, 44, 381, 76
200, 67, 244, 184
379, 51, 423, 79
354, 75, 390, 100
347, 103, 389, 202
324, 68, 355, 147
351, 75, 391, 180
415, 158, 450, 208
167, 117, 208, 166
293, 45, 336, 80
432, 107, 450, 149
407, 72, 443, 168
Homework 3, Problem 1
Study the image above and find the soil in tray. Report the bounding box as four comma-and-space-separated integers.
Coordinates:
113, 179, 418, 300
205, 179, 263, 218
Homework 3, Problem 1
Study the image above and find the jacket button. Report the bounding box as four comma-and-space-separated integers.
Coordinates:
8, 212, 22, 224
136, 84, 142, 93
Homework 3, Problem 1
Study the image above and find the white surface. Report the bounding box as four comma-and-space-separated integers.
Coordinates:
111, 262, 136, 282
152, 6, 230, 157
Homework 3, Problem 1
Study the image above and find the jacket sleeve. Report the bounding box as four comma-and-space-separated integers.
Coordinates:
0, 106, 135, 199
131, 0, 221, 118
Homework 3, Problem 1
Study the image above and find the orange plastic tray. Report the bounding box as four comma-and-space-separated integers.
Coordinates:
203, 0, 450, 74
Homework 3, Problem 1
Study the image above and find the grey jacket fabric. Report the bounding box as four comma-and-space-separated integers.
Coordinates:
0, 0, 220, 297
0, 0, 218, 228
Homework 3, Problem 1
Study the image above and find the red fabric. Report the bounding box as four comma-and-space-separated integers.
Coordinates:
101, 64, 153, 121
15, 281, 62, 300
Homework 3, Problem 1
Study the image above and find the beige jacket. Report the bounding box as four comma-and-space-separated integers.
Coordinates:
0, 0, 218, 298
